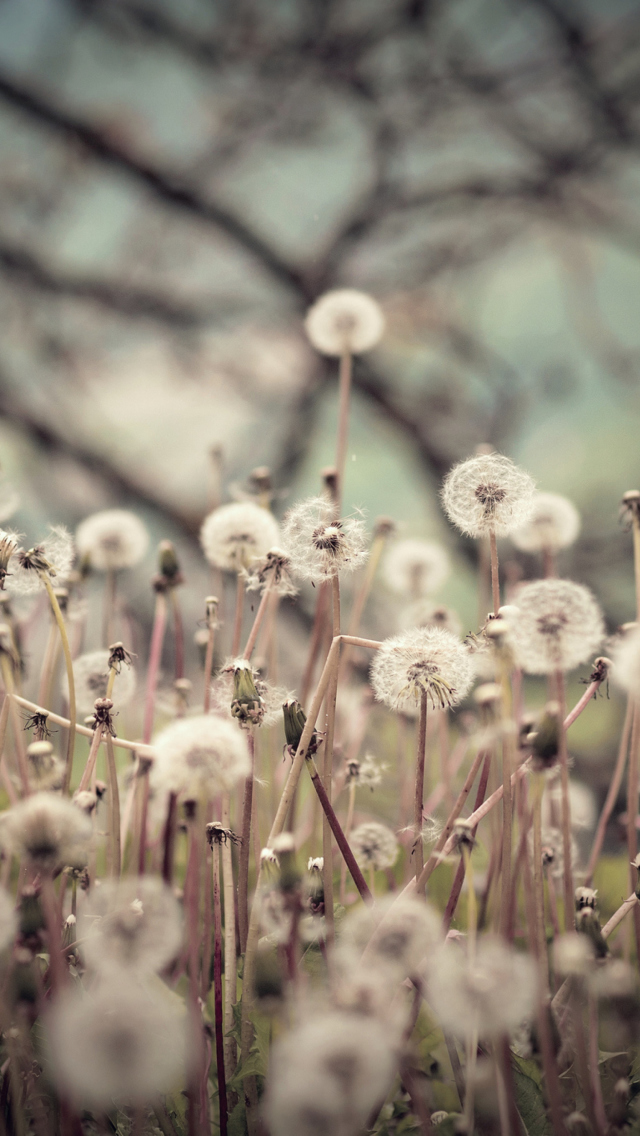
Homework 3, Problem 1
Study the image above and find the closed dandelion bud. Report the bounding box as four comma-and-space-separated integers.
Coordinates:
307, 858, 324, 913
513, 579, 604, 675
0, 793, 92, 873
282, 698, 313, 752
80, 877, 182, 976
272, 833, 299, 893
44, 978, 192, 1108
441, 452, 536, 538
200, 501, 280, 572
575, 886, 598, 911
76, 510, 148, 572
151, 714, 251, 802
350, 821, 398, 871
282, 496, 368, 581
451, 818, 475, 852
370, 626, 473, 712
511, 491, 581, 553
231, 659, 265, 726
382, 539, 450, 599
575, 906, 608, 958
157, 540, 182, 585
304, 289, 385, 356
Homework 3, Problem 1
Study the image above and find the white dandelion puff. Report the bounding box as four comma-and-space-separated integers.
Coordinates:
304, 289, 385, 356
44, 978, 191, 1108
513, 579, 604, 674
80, 877, 183, 976
61, 648, 137, 716
399, 600, 462, 638
511, 491, 580, 554
76, 510, 149, 572
281, 496, 368, 581
8, 526, 75, 596
200, 502, 280, 573
370, 626, 474, 712
382, 539, 450, 598
264, 1012, 396, 1136
441, 453, 536, 538
151, 714, 251, 801
339, 895, 442, 980
611, 625, 640, 700
0, 792, 92, 872
427, 937, 538, 1039
350, 821, 398, 871
243, 546, 298, 598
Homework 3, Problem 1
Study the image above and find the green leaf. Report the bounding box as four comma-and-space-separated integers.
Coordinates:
228, 1050, 266, 1091
512, 1054, 553, 1136
228, 1100, 247, 1136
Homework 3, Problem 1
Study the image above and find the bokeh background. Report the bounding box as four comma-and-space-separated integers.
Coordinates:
0, 0, 639, 834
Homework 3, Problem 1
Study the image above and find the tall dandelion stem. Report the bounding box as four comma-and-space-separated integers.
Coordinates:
231, 574, 244, 657
554, 670, 574, 929
489, 528, 500, 615
335, 349, 352, 509
143, 592, 167, 745
41, 575, 76, 793
414, 692, 428, 892
321, 575, 341, 937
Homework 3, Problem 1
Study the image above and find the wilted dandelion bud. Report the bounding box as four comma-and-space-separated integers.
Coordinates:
400, 600, 462, 637
441, 452, 536, 538
151, 714, 251, 802
230, 659, 266, 727
427, 937, 538, 1039
80, 877, 182, 975
370, 626, 473, 712
200, 501, 280, 572
511, 491, 580, 553
8, 526, 75, 596
264, 1011, 396, 1136
350, 821, 398, 871
0, 792, 92, 872
44, 978, 191, 1108
281, 496, 368, 581
63, 648, 137, 716
244, 547, 297, 597
156, 540, 182, 587
382, 539, 450, 598
513, 579, 604, 674
76, 510, 149, 572
304, 289, 385, 356
553, 933, 594, 977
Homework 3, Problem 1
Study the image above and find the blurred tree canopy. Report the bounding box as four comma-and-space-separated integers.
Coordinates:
0, 0, 640, 622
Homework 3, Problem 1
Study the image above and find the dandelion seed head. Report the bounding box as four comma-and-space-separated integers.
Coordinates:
281, 496, 368, 582
543, 775, 597, 833
151, 714, 251, 801
345, 752, 385, 791
264, 1012, 395, 1136
8, 526, 75, 596
304, 289, 385, 356
532, 826, 578, 881
0, 792, 92, 872
441, 453, 536, 538
44, 978, 191, 1108
244, 547, 298, 598
80, 877, 183, 975
370, 626, 474, 712
200, 502, 280, 572
513, 579, 604, 674
511, 492, 580, 553
554, 933, 594, 977
349, 821, 398, 871
427, 937, 538, 1039
76, 510, 149, 572
62, 648, 137, 716
339, 895, 442, 981
399, 600, 462, 638
611, 625, 640, 699
382, 539, 450, 598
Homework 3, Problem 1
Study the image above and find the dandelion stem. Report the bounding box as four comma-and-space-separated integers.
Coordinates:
335, 349, 352, 510
76, 723, 103, 794
554, 670, 574, 930
489, 528, 500, 615
231, 573, 244, 656
0, 661, 29, 795
304, 754, 372, 902
411, 747, 488, 894
585, 694, 632, 884
462, 844, 478, 1135
203, 615, 217, 715
103, 568, 116, 647
211, 836, 228, 1136
340, 779, 357, 905
162, 791, 178, 886
338, 526, 388, 682
601, 892, 639, 939
41, 577, 76, 794
532, 773, 548, 978
321, 574, 341, 937
443, 752, 491, 931
237, 730, 255, 953
105, 736, 121, 876
143, 592, 167, 745
627, 703, 640, 959
221, 794, 237, 1084
170, 588, 185, 682
300, 580, 329, 705
242, 581, 273, 660
414, 692, 428, 892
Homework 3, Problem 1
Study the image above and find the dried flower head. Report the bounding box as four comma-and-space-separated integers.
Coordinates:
200, 502, 280, 573
281, 496, 368, 582
244, 546, 298, 597
441, 453, 536, 538
8, 526, 74, 596
382, 539, 450, 598
511, 491, 581, 553
0, 792, 92, 872
264, 1011, 396, 1136
427, 937, 538, 1039
151, 714, 251, 801
513, 579, 604, 674
400, 600, 462, 638
44, 978, 191, 1108
80, 877, 183, 975
370, 626, 474, 712
62, 648, 137, 717
76, 510, 149, 572
211, 658, 288, 728
304, 289, 385, 356
350, 821, 398, 871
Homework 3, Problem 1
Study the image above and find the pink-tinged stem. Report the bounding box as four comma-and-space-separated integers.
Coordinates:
443, 752, 491, 931
301, 580, 329, 705
414, 693, 428, 891
40, 875, 65, 993
203, 624, 217, 715
601, 892, 639, 939
242, 582, 273, 660
335, 349, 352, 511
489, 528, 500, 615
162, 792, 178, 886
170, 589, 185, 681
105, 736, 121, 877
564, 668, 609, 730
77, 725, 103, 794
137, 763, 151, 876
143, 592, 168, 745
237, 731, 255, 953
410, 748, 488, 894
627, 704, 640, 959
305, 755, 372, 902
231, 574, 244, 657
212, 840, 228, 1136
585, 695, 632, 884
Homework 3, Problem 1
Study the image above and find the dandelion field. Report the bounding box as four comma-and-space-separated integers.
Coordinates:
0, 288, 640, 1136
